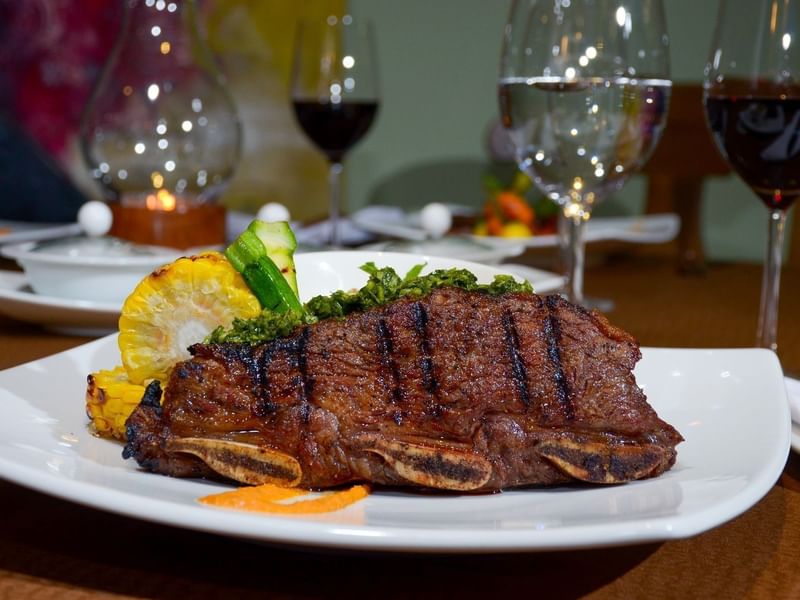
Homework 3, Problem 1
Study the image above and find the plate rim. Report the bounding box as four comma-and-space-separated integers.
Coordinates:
0, 271, 120, 314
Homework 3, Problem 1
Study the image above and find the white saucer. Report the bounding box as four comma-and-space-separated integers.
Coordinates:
0, 271, 119, 335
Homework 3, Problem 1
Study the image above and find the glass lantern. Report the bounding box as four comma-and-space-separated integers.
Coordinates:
80, 0, 241, 248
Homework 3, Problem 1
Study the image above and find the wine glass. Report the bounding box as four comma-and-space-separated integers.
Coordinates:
290, 15, 380, 248
499, 0, 671, 306
704, 0, 799, 352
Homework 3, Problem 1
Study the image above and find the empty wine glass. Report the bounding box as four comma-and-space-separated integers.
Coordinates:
290, 15, 380, 248
499, 0, 671, 306
704, 0, 799, 351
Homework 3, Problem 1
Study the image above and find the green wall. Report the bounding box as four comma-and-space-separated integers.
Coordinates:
345, 0, 780, 263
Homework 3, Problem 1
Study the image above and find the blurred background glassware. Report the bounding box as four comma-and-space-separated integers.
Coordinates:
79, 0, 241, 248
704, 0, 799, 352
498, 0, 671, 306
290, 14, 379, 248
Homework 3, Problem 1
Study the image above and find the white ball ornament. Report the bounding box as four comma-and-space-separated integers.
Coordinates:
420, 202, 452, 238
257, 202, 291, 223
78, 201, 113, 237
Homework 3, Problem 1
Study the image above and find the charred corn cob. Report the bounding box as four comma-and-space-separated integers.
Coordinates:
119, 251, 262, 385
85, 366, 155, 440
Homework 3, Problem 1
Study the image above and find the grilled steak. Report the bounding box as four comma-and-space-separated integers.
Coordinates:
124, 288, 682, 491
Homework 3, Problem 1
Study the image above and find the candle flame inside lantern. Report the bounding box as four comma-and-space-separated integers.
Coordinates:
145, 189, 178, 211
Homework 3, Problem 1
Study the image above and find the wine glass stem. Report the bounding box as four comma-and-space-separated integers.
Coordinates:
564, 207, 588, 306
557, 211, 572, 277
757, 208, 787, 351
328, 161, 344, 248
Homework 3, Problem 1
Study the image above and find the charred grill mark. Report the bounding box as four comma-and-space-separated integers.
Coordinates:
501, 309, 531, 408
296, 327, 312, 424
253, 346, 275, 417
141, 381, 162, 410
175, 360, 204, 380
545, 295, 574, 421
234, 345, 258, 384
412, 302, 438, 395
377, 318, 404, 404
225, 344, 272, 418
215, 343, 256, 364
121, 381, 163, 461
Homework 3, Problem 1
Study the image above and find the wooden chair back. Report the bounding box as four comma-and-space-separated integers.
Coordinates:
642, 84, 730, 272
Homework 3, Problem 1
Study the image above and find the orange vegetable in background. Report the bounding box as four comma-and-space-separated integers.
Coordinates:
486, 213, 503, 236
483, 199, 504, 236
496, 192, 535, 227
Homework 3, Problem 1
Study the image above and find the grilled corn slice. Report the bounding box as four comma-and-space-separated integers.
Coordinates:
118, 251, 261, 385
85, 366, 153, 440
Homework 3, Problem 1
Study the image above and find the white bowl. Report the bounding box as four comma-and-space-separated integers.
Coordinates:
1, 237, 181, 305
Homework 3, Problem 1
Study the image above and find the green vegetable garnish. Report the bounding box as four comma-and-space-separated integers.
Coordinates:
207, 262, 533, 346
224, 221, 302, 314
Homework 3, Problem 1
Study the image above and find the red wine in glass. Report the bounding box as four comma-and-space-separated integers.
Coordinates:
705, 95, 800, 211
292, 100, 378, 164
704, 0, 800, 352
290, 16, 379, 248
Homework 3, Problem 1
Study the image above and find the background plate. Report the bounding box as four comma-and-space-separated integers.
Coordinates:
0, 271, 119, 334
474, 214, 681, 249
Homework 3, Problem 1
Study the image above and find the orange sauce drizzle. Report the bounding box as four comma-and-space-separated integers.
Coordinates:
199, 484, 369, 514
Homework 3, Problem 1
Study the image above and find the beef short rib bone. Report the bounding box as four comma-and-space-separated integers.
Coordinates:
124, 289, 683, 491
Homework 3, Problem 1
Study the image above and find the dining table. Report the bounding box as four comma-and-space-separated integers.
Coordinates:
1, 246, 799, 599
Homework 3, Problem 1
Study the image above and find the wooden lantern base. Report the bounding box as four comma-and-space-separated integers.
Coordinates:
109, 203, 226, 249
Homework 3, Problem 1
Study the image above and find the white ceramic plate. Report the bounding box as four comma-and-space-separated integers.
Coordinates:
0, 252, 790, 553
0, 271, 119, 334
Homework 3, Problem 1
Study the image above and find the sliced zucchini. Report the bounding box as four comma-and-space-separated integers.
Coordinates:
225, 220, 302, 313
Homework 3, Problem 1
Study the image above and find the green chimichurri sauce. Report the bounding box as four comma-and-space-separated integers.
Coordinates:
205, 262, 532, 346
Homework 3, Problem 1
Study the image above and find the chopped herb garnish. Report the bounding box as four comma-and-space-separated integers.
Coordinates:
206, 263, 532, 346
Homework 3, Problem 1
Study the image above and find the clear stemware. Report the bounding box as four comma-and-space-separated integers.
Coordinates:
499, 0, 671, 306
704, 0, 800, 351
290, 15, 380, 248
